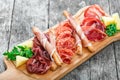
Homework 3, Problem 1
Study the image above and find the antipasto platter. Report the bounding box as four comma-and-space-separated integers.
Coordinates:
1, 4, 120, 80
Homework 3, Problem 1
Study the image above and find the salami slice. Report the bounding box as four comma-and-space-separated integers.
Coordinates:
56, 26, 72, 36
56, 21, 76, 64
58, 48, 74, 64
56, 37, 75, 50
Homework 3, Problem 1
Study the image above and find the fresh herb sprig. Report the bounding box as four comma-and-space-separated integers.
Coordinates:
3, 46, 33, 61
105, 24, 117, 36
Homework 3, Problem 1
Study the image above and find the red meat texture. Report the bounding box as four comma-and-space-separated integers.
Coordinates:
26, 37, 51, 74
56, 21, 76, 64
81, 4, 106, 41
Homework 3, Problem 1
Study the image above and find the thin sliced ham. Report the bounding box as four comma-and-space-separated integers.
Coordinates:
84, 4, 106, 18
32, 27, 62, 66
63, 10, 95, 52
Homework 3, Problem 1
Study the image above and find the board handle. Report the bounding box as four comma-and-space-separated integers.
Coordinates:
0, 57, 36, 80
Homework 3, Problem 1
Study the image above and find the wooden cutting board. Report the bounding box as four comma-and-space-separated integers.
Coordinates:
0, 6, 120, 80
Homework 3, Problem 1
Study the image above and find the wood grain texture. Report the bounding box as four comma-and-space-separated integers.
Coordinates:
9, 0, 49, 49
0, 0, 14, 73
86, 0, 118, 80
49, 0, 91, 80
109, 0, 120, 80
1, 27, 120, 80
0, 0, 120, 80
0, 58, 36, 80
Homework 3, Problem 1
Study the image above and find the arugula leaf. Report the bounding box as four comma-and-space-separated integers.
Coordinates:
3, 46, 33, 61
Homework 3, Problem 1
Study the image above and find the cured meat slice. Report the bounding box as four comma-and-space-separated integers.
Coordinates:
63, 10, 95, 52
86, 29, 106, 41
26, 37, 51, 74
32, 27, 62, 66
56, 31, 72, 40
56, 37, 75, 50
81, 17, 106, 41
58, 48, 74, 64
56, 24, 73, 36
84, 4, 106, 18
56, 21, 76, 64
81, 17, 105, 32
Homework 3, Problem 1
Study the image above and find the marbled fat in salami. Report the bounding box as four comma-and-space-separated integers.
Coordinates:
56, 21, 76, 64
26, 37, 51, 74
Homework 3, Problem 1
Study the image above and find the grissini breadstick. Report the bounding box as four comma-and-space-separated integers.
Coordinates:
49, 29, 63, 70
32, 27, 62, 66
49, 30, 57, 70
63, 11, 95, 52
74, 32, 82, 55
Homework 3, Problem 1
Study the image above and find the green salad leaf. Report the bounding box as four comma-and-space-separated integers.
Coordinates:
3, 46, 33, 61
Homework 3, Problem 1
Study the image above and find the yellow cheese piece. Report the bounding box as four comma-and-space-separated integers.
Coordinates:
101, 16, 115, 26
18, 40, 33, 48
16, 56, 28, 67
112, 13, 120, 30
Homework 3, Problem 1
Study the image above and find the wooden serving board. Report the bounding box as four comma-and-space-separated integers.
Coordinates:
0, 6, 120, 80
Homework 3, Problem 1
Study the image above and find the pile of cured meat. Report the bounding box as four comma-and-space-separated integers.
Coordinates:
26, 4, 108, 74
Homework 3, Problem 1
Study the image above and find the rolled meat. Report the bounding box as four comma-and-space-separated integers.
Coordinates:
32, 27, 62, 66
63, 11, 95, 52
73, 32, 82, 55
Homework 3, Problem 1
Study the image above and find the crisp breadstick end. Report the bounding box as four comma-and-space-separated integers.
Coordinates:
50, 62, 57, 71
52, 51, 62, 66
76, 45, 82, 55
88, 46, 95, 52
63, 10, 70, 19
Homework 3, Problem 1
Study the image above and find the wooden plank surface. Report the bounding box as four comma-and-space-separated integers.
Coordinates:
109, 0, 120, 80
9, 0, 49, 49
86, 0, 118, 80
0, 0, 120, 80
0, 0, 14, 73
49, 0, 91, 80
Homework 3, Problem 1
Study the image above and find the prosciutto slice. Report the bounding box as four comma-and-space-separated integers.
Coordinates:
80, 4, 107, 41
84, 4, 106, 18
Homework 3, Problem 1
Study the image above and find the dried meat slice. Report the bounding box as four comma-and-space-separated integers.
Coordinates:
86, 29, 106, 41
27, 37, 51, 74
56, 37, 75, 50
81, 17, 106, 41
84, 4, 106, 18
58, 48, 74, 64
56, 21, 76, 64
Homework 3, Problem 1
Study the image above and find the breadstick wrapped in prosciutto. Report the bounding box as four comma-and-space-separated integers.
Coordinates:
49, 29, 62, 70
63, 11, 95, 52
73, 32, 82, 55
32, 27, 62, 66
